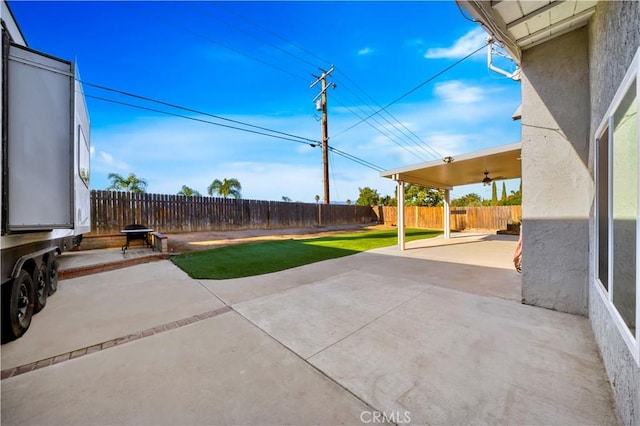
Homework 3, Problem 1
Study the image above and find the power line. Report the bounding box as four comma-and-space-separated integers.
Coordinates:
332, 43, 488, 140
84, 92, 387, 174
115, 2, 473, 166
331, 92, 430, 163
85, 3, 460, 175
85, 94, 317, 146
82, 81, 318, 144
184, 2, 322, 71
122, 1, 443, 163
331, 89, 433, 162
454, 0, 478, 23
328, 148, 340, 202
180, 2, 413, 166
334, 71, 442, 160
328, 146, 385, 172
120, 1, 310, 83
207, 1, 333, 68
198, 2, 441, 161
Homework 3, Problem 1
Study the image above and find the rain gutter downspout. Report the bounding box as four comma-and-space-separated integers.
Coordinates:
487, 36, 521, 81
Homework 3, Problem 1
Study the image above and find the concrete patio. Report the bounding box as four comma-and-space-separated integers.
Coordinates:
1, 234, 620, 425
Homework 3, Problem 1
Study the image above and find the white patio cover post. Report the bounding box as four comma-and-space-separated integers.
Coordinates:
396, 177, 405, 251
444, 188, 450, 239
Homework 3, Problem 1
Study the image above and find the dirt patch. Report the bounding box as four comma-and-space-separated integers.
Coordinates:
166, 224, 390, 254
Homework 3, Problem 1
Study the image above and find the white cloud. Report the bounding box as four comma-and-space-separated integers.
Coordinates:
424, 27, 487, 59
87, 83, 520, 202
89, 113, 325, 200
358, 47, 374, 56
433, 81, 485, 104
421, 133, 469, 157
100, 151, 113, 163
145, 160, 327, 203
328, 82, 520, 171
93, 150, 129, 172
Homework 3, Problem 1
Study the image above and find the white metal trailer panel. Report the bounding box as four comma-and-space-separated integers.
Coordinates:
73, 77, 91, 236
7, 44, 74, 230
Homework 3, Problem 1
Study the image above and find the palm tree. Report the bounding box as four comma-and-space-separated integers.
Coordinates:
208, 178, 242, 199
177, 185, 201, 197
106, 173, 147, 193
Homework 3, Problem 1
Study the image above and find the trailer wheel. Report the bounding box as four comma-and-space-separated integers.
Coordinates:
47, 255, 59, 296
7, 270, 35, 340
33, 263, 48, 314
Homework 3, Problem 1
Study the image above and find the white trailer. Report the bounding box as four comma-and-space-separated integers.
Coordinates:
1, 2, 91, 341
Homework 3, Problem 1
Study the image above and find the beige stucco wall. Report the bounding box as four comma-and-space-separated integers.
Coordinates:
587, 2, 640, 425
520, 27, 592, 316
481, 1, 639, 423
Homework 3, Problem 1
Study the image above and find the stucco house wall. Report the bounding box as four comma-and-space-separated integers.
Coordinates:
587, 2, 640, 425
520, 27, 591, 316
517, 2, 639, 423
458, 1, 639, 423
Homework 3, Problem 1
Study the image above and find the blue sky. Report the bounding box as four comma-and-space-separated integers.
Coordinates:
9, 1, 521, 203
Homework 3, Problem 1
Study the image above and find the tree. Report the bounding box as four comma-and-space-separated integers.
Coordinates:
451, 193, 483, 207
106, 173, 147, 193
380, 195, 397, 206
345, 199, 351, 206
501, 190, 522, 205
404, 184, 443, 207
208, 178, 242, 199
177, 185, 201, 197
356, 187, 380, 206
501, 182, 507, 202
281, 196, 292, 202
491, 181, 498, 206
501, 181, 522, 205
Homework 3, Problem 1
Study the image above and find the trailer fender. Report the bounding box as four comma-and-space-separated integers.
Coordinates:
10, 246, 59, 280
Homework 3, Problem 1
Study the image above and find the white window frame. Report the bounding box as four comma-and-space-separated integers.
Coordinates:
78, 125, 90, 188
594, 47, 640, 366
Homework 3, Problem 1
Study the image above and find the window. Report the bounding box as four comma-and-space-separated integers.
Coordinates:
597, 126, 609, 291
595, 48, 639, 364
78, 125, 90, 188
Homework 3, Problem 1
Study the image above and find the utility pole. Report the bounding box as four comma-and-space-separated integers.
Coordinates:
310, 66, 335, 205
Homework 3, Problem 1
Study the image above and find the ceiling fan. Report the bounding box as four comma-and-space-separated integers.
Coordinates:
482, 171, 506, 186
482, 171, 493, 186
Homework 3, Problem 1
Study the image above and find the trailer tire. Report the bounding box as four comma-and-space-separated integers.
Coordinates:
6, 270, 35, 340
47, 255, 59, 296
33, 263, 48, 314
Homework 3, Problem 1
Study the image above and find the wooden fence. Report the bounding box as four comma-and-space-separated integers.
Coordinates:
373, 205, 522, 231
88, 191, 522, 236
88, 190, 376, 236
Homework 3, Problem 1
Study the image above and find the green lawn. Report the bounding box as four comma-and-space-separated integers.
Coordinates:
172, 228, 440, 280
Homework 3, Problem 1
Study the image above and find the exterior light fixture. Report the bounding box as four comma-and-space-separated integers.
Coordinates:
443, 156, 454, 164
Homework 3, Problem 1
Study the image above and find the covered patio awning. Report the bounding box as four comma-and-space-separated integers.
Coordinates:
380, 142, 522, 248
380, 142, 522, 190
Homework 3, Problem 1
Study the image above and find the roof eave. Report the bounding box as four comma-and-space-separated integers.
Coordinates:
456, 0, 521, 64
